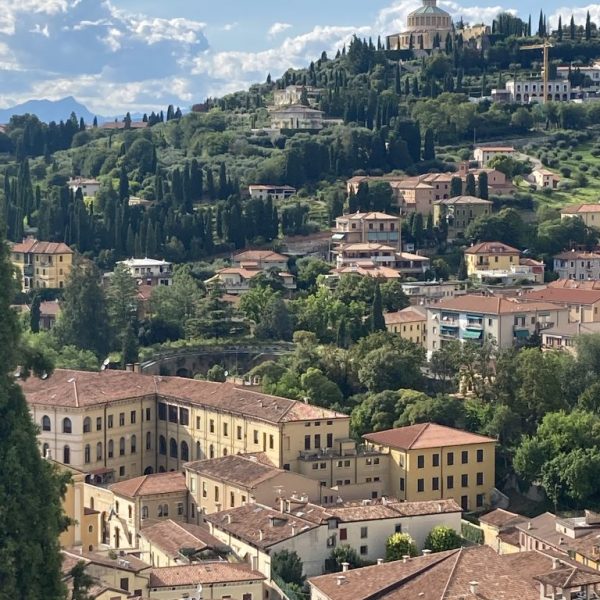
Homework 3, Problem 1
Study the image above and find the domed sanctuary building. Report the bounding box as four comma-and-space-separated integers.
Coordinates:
386, 0, 453, 51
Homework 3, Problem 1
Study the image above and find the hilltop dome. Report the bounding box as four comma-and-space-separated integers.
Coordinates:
387, 0, 453, 51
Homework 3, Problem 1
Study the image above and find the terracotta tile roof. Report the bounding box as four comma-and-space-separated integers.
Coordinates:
465, 241, 520, 255
61, 552, 90, 575
335, 264, 402, 279
184, 454, 284, 488
149, 562, 265, 587
561, 203, 600, 214
384, 307, 426, 325
476, 146, 515, 152
363, 423, 495, 450
21, 369, 347, 424
327, 499, 462, 522
232, 250, 288, 262
543, 321, 600, 337
479, 508, 526, 529
63, 550, 150, 573
40, 300, 61, 317
109, 472, 187, 498
310, 546, 546, 600
340, 242, 397, 252
524, 287, 600, 305
549, 279, 600, 290
206, 503, 323, 548
337, 211, 399, 221
435, 196, 492, 206
11, 238, 73, 255
140, 520, 222, 558
430, 295, 566, 315
554, 251, 600, 260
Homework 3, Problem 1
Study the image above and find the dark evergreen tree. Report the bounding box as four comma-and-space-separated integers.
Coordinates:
29, 293, 41, 333
570, 15, 576, 40
0, 234, 68, 600
465, 173, 477, 196
557, 15, 563, 41
450, 176, 462, 197
118, 166, 129, 201
423, 128, 435, 161
370, 283, 386, 333
586, 11, 592, 41
477, 172, 489, 200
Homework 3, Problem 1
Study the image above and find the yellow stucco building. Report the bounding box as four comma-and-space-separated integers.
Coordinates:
363, 423, 496, 512
11, 237, 73, 291
465, 241, 520, 277
384, 307, 427, 347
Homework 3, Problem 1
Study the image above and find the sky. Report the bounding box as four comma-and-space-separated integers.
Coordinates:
0, 0, 599, 115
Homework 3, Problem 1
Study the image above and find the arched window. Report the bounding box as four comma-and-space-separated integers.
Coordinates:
119, 437, 125, 456
159, 466, 166, 473
162, 504, 169, 517
142, 506, 149, 519
146, 431, 152, 450
131, 435, 137, 454
159, 436, 166, 456
84, 444, 91, 464
42, 443, 50, 458
209, 444, 215, 459
108, 439, 114, 458
181, 441, 189, 462
196, 441, 201, 460
42, 416, 51, 432
83, 417, 91, 433
170, 438, 178, 459
63, 445, 70, 464
223, 448, 228, 456
62, 418, 72, 434
96, 442, 102, 461
158, 505, 163, 517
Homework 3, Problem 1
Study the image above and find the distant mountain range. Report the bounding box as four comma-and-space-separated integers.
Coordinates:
0, 96, 149, 125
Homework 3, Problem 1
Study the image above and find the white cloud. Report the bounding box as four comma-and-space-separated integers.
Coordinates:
268, 22, 292, 37
222, 22, 238, 32
547, 5, 600, 29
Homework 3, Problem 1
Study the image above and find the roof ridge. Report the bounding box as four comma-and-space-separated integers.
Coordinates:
408, 422, 431, 449
440, 547, 464, 600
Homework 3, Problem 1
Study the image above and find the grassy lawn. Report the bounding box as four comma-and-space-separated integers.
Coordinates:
520, 141, 600, 211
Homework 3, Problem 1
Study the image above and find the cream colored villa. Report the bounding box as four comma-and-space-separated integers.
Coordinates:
386, 0, 452, 50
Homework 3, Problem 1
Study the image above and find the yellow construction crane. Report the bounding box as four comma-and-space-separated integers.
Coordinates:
520, 39, 554, 104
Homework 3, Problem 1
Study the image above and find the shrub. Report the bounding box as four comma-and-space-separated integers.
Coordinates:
424, 526, 463, 553
385, 533, 418, 561
560, 167, 572, 178
574, 154, 583, 161
580, 164, 589, 172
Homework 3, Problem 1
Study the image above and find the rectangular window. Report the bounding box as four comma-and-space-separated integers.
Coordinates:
210, 420, 215, 433
476, 494, 484, 508
360, 527, 368, 539
461, 474, 469, 487
214, 487, 219, 502
305, 435, 311, 450
461, 450, 469, 464
253, 430, 259, 444
417, 479, 424, 492
230, 492, 235, 508
477, 449, 484, 463
145, 408, 151, 421
447, 475, 454, 489
476, 472, 484, 486
158, 403, 167, 421
119, 466, 125, 477
237, 426, 242, 440
108, 415, 114, 429
432, 477, 440, 491
120, 578, 129, 592
179, 408, 189, 426
313, 464, 319, 470
447, 452, 454, 466
360, 545, 368, 556
432, 453, 440, 467
269, 435, 274, 450
96, 417, 102, 431
417, 455, 425, 469
327, 433, 333, 448
130, 411, 136, 424
400, 477, 405, 492
202, 482, 207, 498
168, 406, 178, 424
315, 434, 321, 449
196, 416, 201, 429
223, 423, 228, 437
119, 413, 125, 426
340, 528, 347, 540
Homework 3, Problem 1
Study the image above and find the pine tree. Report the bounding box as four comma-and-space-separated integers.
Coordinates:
30, 293, 41, 333
465, 173, 477, 196
0, 234, 68, 600
370, 283, 386, 333
423, 129, 435, 161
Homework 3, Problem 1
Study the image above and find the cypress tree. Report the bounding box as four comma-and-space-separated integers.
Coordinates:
586, 11, 592, 41
423, 128, 435, 161
477, 172, 489, 200
370, 283, 386, 333
457, 256, 468, 280
558, 16, 563, 41
465, 173, 477, 196
30, 293, 41, 333
0, 234, 68, 600
570, 15, 576, 40
450, 176, 463, 197
118, 166, 129, 201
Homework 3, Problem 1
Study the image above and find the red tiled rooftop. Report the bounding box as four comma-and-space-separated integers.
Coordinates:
11, 238, 73, 255
149, 562, 265, 587
465, 241, 520, 255
110, 472, 187, 498
524, 287, 600, 305
363, 423, 495, 450
431, 295, 565, 315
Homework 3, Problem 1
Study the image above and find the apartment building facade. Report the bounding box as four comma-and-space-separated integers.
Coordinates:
426, 295, 569, 353
363, 423, 496, 512
524, 287, 600, 323
561, 204, 600, 228
11, 237, 73, 291
433, 196, 492, 240
554, 251, 600, 280
384, 307, 427, 347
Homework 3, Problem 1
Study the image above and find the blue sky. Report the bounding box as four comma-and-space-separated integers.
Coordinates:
0, 0, 598, 114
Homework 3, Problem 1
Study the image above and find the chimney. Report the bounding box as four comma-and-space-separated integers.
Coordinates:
377, 558, 384, 566
527, 522, 532, 530
226, 514, 231, 524
259, 530, 264, 541
469, 581, 479, 595
336, 576, 346, 586
291, 524, 297, 536
133, 363, 141, 373
125, 363, 134, 372
422, 549, 432, 556
279, 497, 286, 513
341, 562, 350, 572
552, 558, 560, 570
